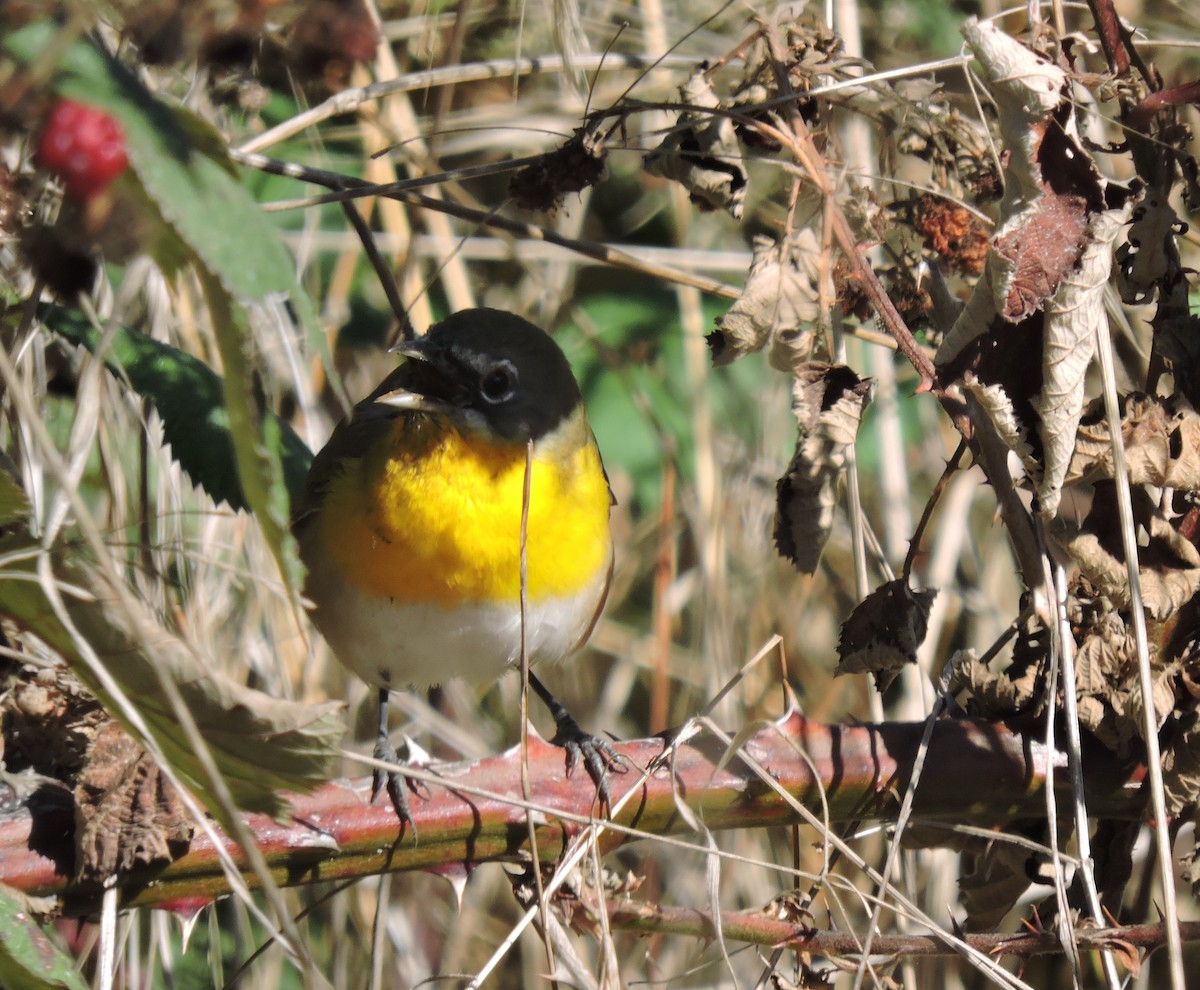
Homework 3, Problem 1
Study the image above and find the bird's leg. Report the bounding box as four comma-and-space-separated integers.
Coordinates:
527, 672, 624, 812
371, 686, 421, 836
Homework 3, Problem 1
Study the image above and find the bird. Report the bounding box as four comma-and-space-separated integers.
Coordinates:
292, 308, 618, 828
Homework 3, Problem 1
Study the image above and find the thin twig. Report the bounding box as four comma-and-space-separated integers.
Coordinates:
338, 200, 408, 330
1094, 304, 1187, 990
1038, 532, 1084, 989
236, 53, 699, 155
517, 438, 557, 987
902, 439, 968, 581
606, 902, 1200, 960
1049, 554, 1122, 990
230, 150, 741, 300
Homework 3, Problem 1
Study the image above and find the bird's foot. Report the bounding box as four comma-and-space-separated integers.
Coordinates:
371, 733, 428, 838
550, 711, 625, 814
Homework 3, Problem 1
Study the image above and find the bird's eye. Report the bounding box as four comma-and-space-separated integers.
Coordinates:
480, 361, 516, 402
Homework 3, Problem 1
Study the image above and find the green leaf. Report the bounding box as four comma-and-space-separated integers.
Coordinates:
0, 470, 30, 529
4, 22, 295, 301
8, 23, 322, 587
197, 271, 306, 590
0, 534, 342, 821
42, 307, 314, 510
0, 884, 87, 990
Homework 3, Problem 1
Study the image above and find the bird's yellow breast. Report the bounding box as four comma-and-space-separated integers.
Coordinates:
317, 411, 611, 608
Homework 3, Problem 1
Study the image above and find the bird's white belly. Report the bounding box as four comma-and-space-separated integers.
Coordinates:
304, 563, 605, 689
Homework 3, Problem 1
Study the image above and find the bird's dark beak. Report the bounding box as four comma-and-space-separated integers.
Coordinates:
377, 339, 468, 411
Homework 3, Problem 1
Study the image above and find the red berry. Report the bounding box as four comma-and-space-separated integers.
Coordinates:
36, 99, 129, 201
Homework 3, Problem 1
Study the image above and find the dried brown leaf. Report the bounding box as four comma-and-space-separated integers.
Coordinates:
937, 20, 1136, 517
1067, 484, 1200, 619
709, 230, 823, 368
1114, 662, 1179, 745
962, 21, 1065, 185
1075, 629, 1124, 696
74, 721, 192, 882
1068, 393, 1200, 491
960, 19, 1067, 243
643, 69, 746, 219
1074, 619, 1140, 749
992, 190, 1092, 322
1, 665, 107, 781
1116, 193, 1183, 305
836, 578, 937, 689
509, 126, 608, 213
1076, 695, 1109, 739
950, 649, 1043, 718
1100, 936, 1142, 977
1035, 201, 1132, 515
1161, 719, 1200, 815
962, 379, 1036, 462
774, 363, 874, 573
960, 836, 1037, 931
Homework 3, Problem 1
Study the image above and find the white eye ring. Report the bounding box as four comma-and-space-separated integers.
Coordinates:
480, 360, 517, 403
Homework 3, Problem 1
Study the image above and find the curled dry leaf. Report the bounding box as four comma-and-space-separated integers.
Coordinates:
1066, 483, 1200, 620
509, 125, 608, 213
1152, 271, 1200, 403
1160, 718, 1200, 816
643, 68, 747, 219
936, 20, 1135, 518
74, 720, 192, 882
951, 604, 1051, 722
1034, 202, 1133, 515
836, 578, 937, 690
1067, 392, 1200, 491
1, 665, 107, 782
958, 829, 1045, 931
1114, 661, 1179, 745
960, 20, 1065, 196
1115, 193, 1184, 305
1186, 806, 1200, 896
708, 230, 823, 368
774, 363, 874, 573
962, 379, 1036, 463
950, 649, 1042, 719
1067, 588, 1181, 752
1072, 605, 1141, 750
992, 185, 1093, 324
1096, 935, 1143, 978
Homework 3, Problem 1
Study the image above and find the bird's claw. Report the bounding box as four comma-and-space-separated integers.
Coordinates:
552, 713, 625, 814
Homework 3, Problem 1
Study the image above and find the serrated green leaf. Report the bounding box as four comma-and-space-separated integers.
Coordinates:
9, 22, 321, 589
0, 884, 87, 990
0, 534, 342, 821
42, 306, 313, 509
198, 270, 305, 591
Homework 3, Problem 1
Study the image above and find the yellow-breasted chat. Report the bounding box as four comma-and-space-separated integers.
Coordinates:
292, 308, 618, 826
